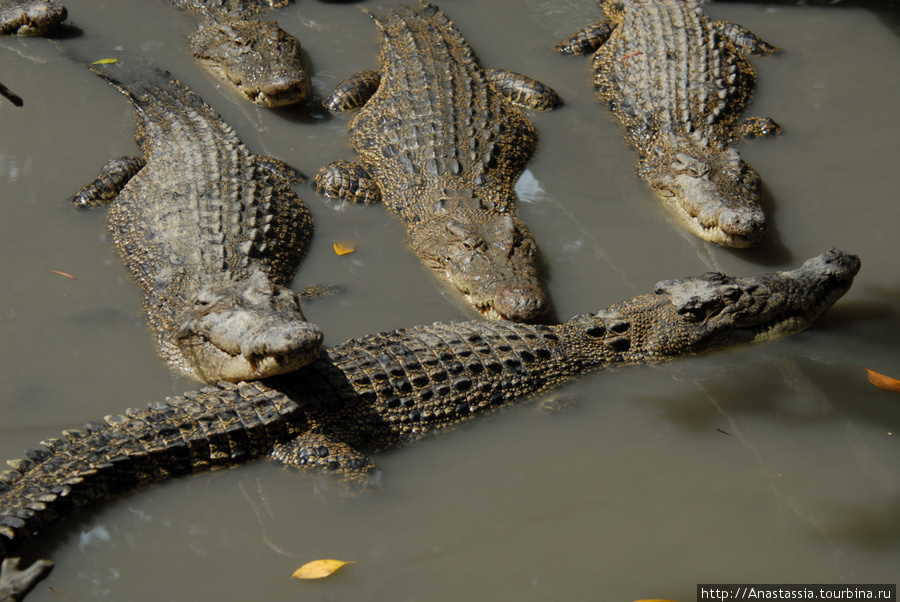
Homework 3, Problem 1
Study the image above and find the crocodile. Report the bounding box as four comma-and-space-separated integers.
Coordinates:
314, 2, 562, 323
557, 0, 781, 248
69, 57, 322, 384
167, 0, 308, 107
0, 0, 66, 36
0, 249, 860, 600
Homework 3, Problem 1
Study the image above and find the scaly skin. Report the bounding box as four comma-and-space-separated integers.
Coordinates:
314, 2, 562, 323
0, 0, 66, 36
558, 0, 780, 248
167, 0, 308, 107
69, 59, 322, 384
0, 249, 860, 600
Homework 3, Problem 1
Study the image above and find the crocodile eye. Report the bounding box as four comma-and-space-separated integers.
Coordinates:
657, 188, 676, 198
447, 222, 483, 250
722, 286, 742, 300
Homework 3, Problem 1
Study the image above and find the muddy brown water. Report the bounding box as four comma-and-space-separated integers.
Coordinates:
1, 1, 898, 600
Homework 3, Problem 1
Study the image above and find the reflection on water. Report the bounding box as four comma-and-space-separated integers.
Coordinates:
1, 1, 898, 600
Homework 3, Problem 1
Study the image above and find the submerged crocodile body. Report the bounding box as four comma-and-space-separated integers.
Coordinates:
0, 0, 66, 36
69, 58, 322, 384
167, 0, 308, 107
558, 0, 780, 248
314, 2, 561, 323
0, 249, 860, 600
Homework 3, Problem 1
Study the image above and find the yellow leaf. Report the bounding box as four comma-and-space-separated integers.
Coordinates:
863, 367, 900, 394
92, 58, 118, 64
291, 559, 355, 580
333, 241, 355, 256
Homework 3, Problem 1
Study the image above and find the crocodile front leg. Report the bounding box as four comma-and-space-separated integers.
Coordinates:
312, 159, 382, 205
252, 154, 306, 184
322, 70, 381, 112
270, 431, 378, 487
555, 21, 615, 56
712, 20, 778, 56
68, 156, 146, 208
0, 558, 53, 602
485, 69, 561, 111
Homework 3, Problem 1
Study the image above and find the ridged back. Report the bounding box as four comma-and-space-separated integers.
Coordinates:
594, 0, 743, 145
100, 64, 310, 293
166, 0, 289, 18
350, 2, 537, 201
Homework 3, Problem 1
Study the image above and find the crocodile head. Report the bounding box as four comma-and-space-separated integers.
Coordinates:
568, 249, 860, 359
640, 141, 767, 248
174, 270, 323, 383
0, 0, 67, 36
408, 193, 549, 322
188, 18, 308, 108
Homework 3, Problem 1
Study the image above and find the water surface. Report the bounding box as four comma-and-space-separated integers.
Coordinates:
1, 1, 898, 600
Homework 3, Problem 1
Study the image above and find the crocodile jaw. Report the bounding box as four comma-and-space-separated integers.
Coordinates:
175, 273, 323, 383
181, 310, 324, 384
649, 248, 861, 353
0, 0, 67, 36
188, 18, 308, 108
642, 145, 767, 248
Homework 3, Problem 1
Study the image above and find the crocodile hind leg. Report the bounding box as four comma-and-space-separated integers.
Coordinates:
555, 21, 615, 56
485, 69, 561, 111
68, 156, 146, 208
712, 20, 778, 56
739, 116, 782, 139
0, 557, 54, 601
270, 432, 379, 489
322, 70, 381, 112
312, 159, 382, 206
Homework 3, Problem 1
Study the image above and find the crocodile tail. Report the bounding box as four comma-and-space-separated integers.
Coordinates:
0, 381, 303, 560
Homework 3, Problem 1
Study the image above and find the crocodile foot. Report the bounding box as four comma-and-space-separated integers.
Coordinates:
0, 558, 53, 602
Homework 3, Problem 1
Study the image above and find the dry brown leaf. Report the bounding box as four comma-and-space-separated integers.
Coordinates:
291, 559, 355, 580
92, 58, 117, 64
333, 241, 355, 256
863, 367, 900, 394
50, 270, 76, 280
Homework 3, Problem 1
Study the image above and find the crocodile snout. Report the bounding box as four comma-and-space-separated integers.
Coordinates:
494, 285, 549, 322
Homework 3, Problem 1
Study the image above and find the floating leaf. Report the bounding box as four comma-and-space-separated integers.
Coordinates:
50, 270, 76, 280
863, 367, 900, 394
291, 559, 355, 580
92, 58, 117, 65
333, 241, 355, 256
